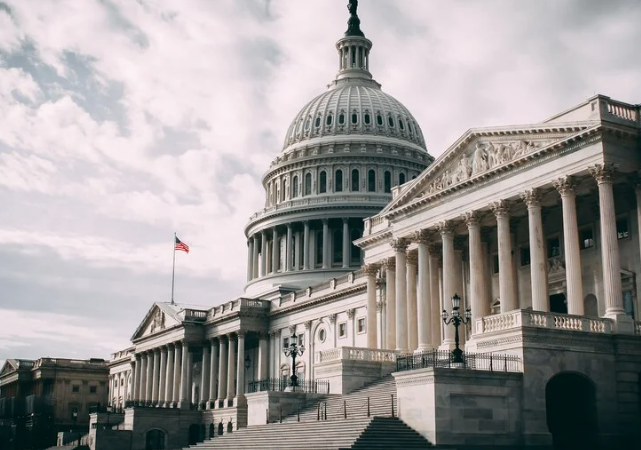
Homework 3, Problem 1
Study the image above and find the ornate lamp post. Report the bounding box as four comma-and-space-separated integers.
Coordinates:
283, 334, 305, 390
441, 293, 472, 364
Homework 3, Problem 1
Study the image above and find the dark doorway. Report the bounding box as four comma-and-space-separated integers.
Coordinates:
546, 372, 598, 450
188, 424, 200, 445
209, 423, 215, 438
145, 429, 165, 450
549, 293, 567, 314
217, 422, 224, 436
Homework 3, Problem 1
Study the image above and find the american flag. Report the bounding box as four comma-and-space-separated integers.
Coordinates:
175, 236, 190, 253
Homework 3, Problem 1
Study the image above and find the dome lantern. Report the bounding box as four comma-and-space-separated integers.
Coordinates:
335, 0, 373, 82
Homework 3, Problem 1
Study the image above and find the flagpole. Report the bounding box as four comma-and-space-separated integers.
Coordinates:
171, 232, 176, 305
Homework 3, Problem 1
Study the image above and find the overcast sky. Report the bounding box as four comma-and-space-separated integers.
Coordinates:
1, 0, 640, 366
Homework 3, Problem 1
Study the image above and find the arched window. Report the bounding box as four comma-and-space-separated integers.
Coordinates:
315, 116, 321, 128
304, 173, 312, 196
326, 114, 333, 126
350, 228, 362, 265
304, 117, 311, 130
376, 114, 383, 126
335, 170, 343, 192
351, 112, 358, 124
388, 115, 395, 128
351, 169, 360, 192
384, 171, 391, 193
364, 113, 371, 125
333, 229, 343, 264
367, 169, 376, 192
282, 180, 287, 201
399, 118, 405, 130
399, 173, 406, 185
338, 113, 345, 125
292, 176, 299, 198
319, 171, 327, 194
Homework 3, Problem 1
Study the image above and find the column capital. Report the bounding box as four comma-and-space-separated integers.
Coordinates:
347, 308, 355, 319
362, 263, 381, 276
322, 218, 329, 225
463, 211, 481, 228
236, 331, 246, 339
427, 242, 441, 255
227, 333, 237, 341
376, 300, 385, 312
342, 217, 349, 224
521, 188, 543, 207
589, 164, 617, 184
382, 257, 396, 270
412, 229, 432, 244
328, 313, 337, 324
406, 249, 418, 266
490, 200, 510, 218
438, 220, 454, 236
390, 238, 409, 252
553, 176, 576, 196
304, 320, 312, 330
288, 325, 297, 335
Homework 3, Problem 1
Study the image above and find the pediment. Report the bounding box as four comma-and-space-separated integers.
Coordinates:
0, 359, 27, 377
383, 123, 596, 215
131, 303, 180, 341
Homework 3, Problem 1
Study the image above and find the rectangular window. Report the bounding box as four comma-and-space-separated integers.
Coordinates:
520, 247, 530, 266
89, 386, 97, 394
338, 322, 347, 338
616, 218, 629, 239
282, 337, 289, 349
580, 227, 594, 250
547, 237, 561, 257
492, 254, 499, 274
298, 333, 304, 348
357, 318, 366, 334
72, 385, 80, 393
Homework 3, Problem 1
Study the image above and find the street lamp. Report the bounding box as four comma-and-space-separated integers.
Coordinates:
442, 293, 472, 364
283, 334, 304, 390
71, 410, 78, 447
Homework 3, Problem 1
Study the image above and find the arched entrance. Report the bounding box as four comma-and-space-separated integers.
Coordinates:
187, 424, 200, 445
145, 429, 165, 450
209, 423, 215, 438
546, 372, 598, 450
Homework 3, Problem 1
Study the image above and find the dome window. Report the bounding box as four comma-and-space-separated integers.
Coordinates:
292, 176, 299, 198
364, 113, 371, 125
368, 169, 376, 192
351, 169, 360, 192
384, 171, 392, 193
304, 117, 311, 131
399, 118, 405, 130
319, 171, 327, 194
339, 113, 346, 125
399, 173, 406, 185
304, 173, 312, 196
388, 116, 395, 128
315, 116, 322, 128
351, 113, 358, 125
376, 114, 383, 126
335, 169, 343, 192
326, 114, 333, 126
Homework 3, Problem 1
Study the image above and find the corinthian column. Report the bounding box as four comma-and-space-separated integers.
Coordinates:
553, 178, 583, 314
158, 347, 167, 406
439, 222, 456, 349
303, 221, 310, 270
428, 245, 441, 347
165, 344, 175, 407
145, 352, 153, 404
178, 342, 190, 409
227, 334, 237, 402
322, 219, 330, 269
363, 264, 380, 348
391, 239, 409, 352
383, 258, 396, 350
260, 230, 267, 277
521, 189, 550, 312
201, 344, 211, 406
491, 201, 517, 312
235, 332, 246, 404
589, 165, 627, 319
252, 235, 259, 280
247, 239, 254, 282
272, 227, 279, 273
286, 224, 293, 272
406, 250, 419, 352
464, 212, 490, 324
134, 355, 142, 403
208, 339, 218, 408
172, 343, 181, 405
342, 218, 350, 268
217, 337, 228, 404
415, 231, 432, 351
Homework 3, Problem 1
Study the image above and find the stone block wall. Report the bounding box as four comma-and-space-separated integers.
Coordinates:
245, 391, 328, 426
314, 359, 395, 394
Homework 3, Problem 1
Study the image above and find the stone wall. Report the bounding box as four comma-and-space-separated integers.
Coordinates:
124, 407, 202, 450
245, 391, 328, 426
314, 358, 395, 394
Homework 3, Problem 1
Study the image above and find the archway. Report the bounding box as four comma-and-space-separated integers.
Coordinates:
546, 372, 598, 450
145, 429, 165, 450
187, 424, 200, 446
209, 423, 215, 438
217, 422, 224, 436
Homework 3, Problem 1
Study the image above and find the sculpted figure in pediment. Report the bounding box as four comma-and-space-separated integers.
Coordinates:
471, 142, 489, 175
486, 142, 498, 168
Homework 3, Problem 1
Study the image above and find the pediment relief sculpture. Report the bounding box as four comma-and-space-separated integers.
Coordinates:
149, 309, 166, 335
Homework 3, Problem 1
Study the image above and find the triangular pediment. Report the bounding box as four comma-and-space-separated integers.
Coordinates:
0, 359, 29, 377
131, 303, 181, 341
381, 122, 597, 215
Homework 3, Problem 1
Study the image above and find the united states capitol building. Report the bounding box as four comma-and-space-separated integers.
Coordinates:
97, 3, 641, 450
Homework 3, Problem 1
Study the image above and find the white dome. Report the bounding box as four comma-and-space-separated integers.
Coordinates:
282, 84, 427, 152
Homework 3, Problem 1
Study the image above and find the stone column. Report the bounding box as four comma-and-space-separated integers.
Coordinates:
179, 342, 190, 409
227, 334, 237, 401
294, 231, 302, 271
491, 201, 517, 312
286, 224, 293, 272
406, 250, 419, 352
363, 264, 380, 348
303, 221, 310, 270
272, 227, 279, 274
252, 235, 259, 280
173, 343, 181, 405
428, 246, 441, 347
165, 345, 175, 407
342, 218, 350, 268
247, 239, 254, 281
208, 339, 218, 407
151, 350, 161, 404
392, 238, 409, 352
186, 351, 194, 405
235, 332, 246, 404
415, 231, 432, 351
521, 189, 550, 312
134, 355, 142, 402
258, 333, 269, 380
553, 178, 583, 315
145, 352, 153, 404
322, 219, 330, 269
590, 165, 626, 318
260, 231, 267, 277
201, 344, 211, 406
158, 347, 167, 406
465, 212, 490, 325
440, 222, 456, 348
217, 337, 228, 403
384, 258, 396, 350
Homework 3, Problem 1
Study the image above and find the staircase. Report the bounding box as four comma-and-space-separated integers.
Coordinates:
182, 376, 432, 449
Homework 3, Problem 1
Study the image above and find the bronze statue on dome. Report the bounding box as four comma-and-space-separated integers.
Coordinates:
345, 0, 364, 37
348, 0, 358, 16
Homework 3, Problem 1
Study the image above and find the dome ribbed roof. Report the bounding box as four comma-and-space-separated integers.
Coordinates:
282, 84, 427, 152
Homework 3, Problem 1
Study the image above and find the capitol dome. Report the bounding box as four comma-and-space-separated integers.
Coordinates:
243, 3, 433, 297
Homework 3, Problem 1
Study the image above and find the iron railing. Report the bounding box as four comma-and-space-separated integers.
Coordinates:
396, 350, 522, 373
247, 378, 330, 394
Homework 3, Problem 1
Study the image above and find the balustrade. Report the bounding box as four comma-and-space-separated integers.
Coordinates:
475, 309, 613, 335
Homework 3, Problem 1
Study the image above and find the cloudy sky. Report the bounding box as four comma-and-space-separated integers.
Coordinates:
0, 0, 640, 366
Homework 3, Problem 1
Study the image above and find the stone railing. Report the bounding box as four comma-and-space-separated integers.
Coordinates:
180, 309, 208, 321
475, 309, 613, 335
206, 298, 270, 320
314, 346, 399, 364
605, 99, 639, 123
